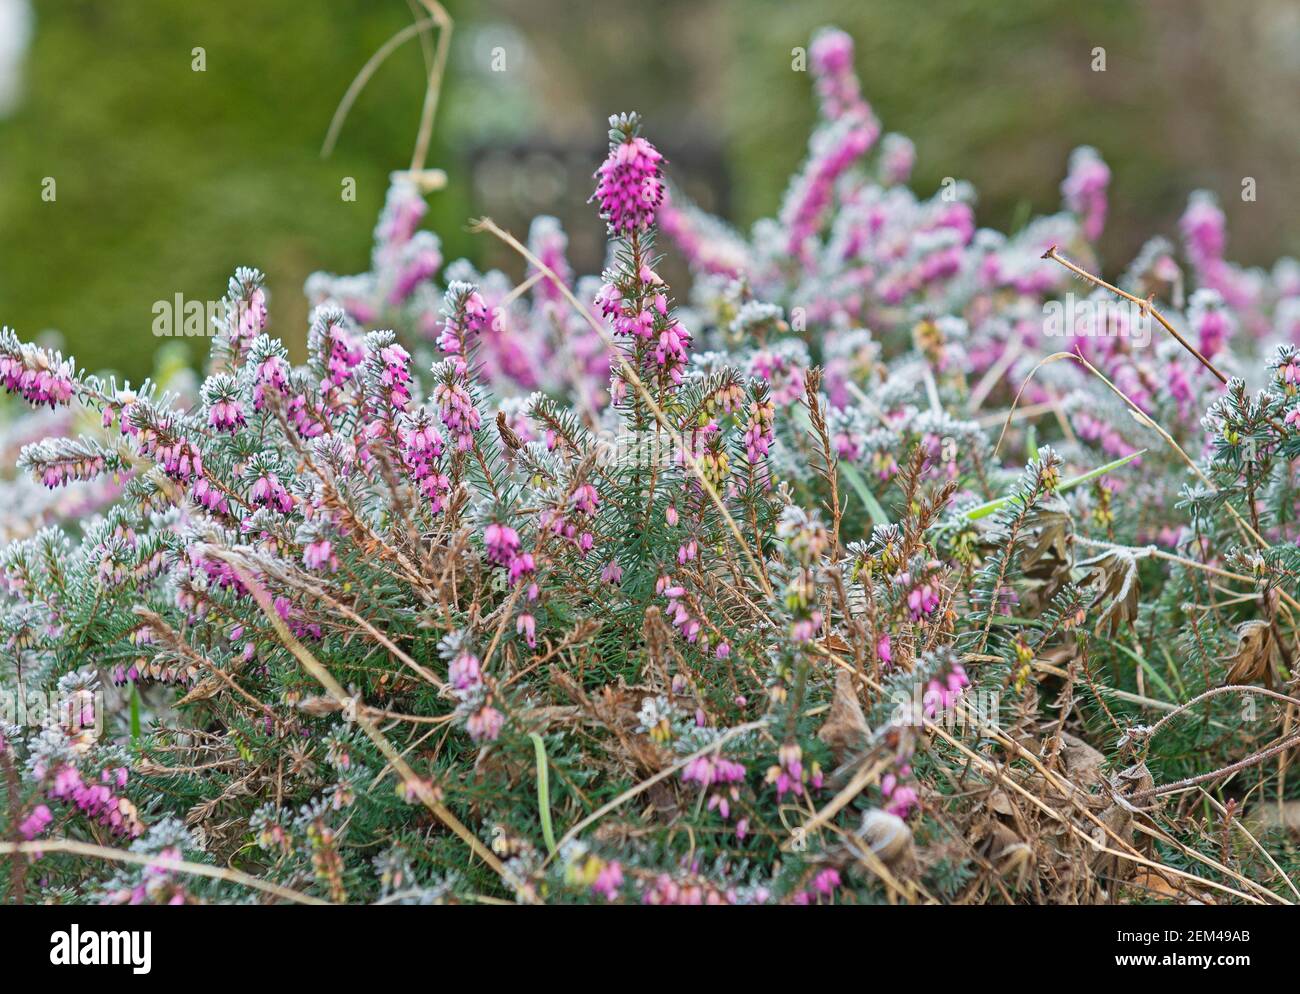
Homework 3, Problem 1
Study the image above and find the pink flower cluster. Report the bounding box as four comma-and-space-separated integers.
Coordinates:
484, 521, 535, 587
539, 482, 599, 556
253, 350, 290, 411
809, 27, 874, 123
314, 313, 364, 391
790, 609, 824, 644
682, 754, 747, 821
590, 860, 624, 901
0, 330, 76, 408
30, 447, 108, 490
102, 846, 190, 905
767, 741, 823, 800
449, 650, 481, 691
209, 395, 246, 433
389, 234, 443, 307
791, 867, 842, 905
433, 378, 481, 451
250, 470, 293, 514
782, 120, 876, 264
1060, 146, 1111, 243
591, 127, 665, 236
228, 281, 268, 346
641, 873, 734, 906
111, 659, 199, 687
654, 318, 692, 386
131, 418, 207, 492
303, 537, 338, 572
47, 764, 142, 838
438, 282, 493, 374
881, 757, 918, 819
399, 411, 452, 514
19, 803, 53, 840
466, 705, 505, 744
1273, 347, 1300, 395
445, 648, 504, 743
658, 575, 701, 644
376, 342, 413, 413
906, 579, 941, 620
922, 662, 969, 720
484, 521, 520, 567
1189, 290, 1234, 361
600, 274, 649, 340
742, 397, 775, 465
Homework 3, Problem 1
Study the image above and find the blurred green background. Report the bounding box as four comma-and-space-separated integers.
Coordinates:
2, 0, 1297, 383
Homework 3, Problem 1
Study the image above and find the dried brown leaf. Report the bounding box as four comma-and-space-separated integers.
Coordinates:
817, 669, 869, 761
1222, 619, 1275, 688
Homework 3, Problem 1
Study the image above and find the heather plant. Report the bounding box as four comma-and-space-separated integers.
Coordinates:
2, 25, 1299, 906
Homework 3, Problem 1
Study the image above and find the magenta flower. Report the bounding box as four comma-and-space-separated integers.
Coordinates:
233, 285, 268, 342
921, 659, 970, 721
810, 27, 871, 122
742, 398, 775, 464
878, 132, 916, 186
250, 471, 293, 514
516, 611, 536, 648
253, 352, 289, 410
399, 411, 452, 513
192, 476, 229, 514
46, 765, 142, 838
1189, 289, 1234, 360
208, 397, 246, 433
303, 538, 338, 572
388, 234, 442, 307
781, 118, 876, 262
154, 436, 205, 485
790, 610, 823, 643
766, 741, 810, 801
0, 329, 76, 409
1275, 353, 1300, 393
508, 552, 536, 586
449, 651, 482, 691
1180, 191, 1226, 270
907, 581, 940, 620
433, 379, 481, 451
377, 342, 413, 412
313, 313, 364, 390
683, 754, 747, 820
590, 860, 624, 901
466, 705, 504, 744
484, 522, 521, 566
810, 868, 841, 897
570, 483, 599, 515
1060, 146, 1110, 243
882, 773, 919, 818
19, 804, 53, 840
591, 116, 665, 236
438, 282, 493, 373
